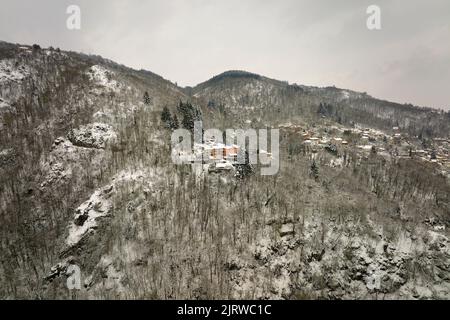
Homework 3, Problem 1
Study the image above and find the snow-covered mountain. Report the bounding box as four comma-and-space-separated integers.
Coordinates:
192, 70, 450, 137
0, 41, 449, 300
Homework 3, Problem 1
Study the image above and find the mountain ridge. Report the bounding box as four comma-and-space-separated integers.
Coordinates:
4, 40, 445, 113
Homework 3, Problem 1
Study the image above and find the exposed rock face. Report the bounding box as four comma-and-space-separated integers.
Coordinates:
0, 59, 30, 83
44, 168, 163, 295
45, 261, 69, 282
40, 162, 72, 189
87, 65, 120, 92
39, 135, 108, 190
226, 214, 450, 300
67, 123, 117, 149
66, 184, 114, 247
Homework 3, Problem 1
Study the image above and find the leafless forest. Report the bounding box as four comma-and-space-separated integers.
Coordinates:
0, 41, 449, 299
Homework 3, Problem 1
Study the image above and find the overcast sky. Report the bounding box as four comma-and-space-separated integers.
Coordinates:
1, 0, 449, 110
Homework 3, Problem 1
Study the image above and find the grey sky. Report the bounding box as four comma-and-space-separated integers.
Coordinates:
1, 0, 449, 110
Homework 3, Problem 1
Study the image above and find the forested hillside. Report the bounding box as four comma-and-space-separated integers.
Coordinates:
0, 42, 448, 299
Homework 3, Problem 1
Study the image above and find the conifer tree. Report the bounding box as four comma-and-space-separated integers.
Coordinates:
171, 114, 179, 130
310, 160, 319, 181
143, 91, 151, 105
161, 106, 173, 128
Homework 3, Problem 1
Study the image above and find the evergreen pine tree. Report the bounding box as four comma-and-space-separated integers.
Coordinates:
178, 101, 202, 131
371, 146, 377, 155
431, 150, 437, 160
161, 106, 173, 128
143, 91, 151, 105
235, 150, 254, 179
310, 160, 319, 181
171, 114, 179, 130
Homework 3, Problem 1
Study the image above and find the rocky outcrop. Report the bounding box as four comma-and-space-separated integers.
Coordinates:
87, 65, 120, 93
39, 135, 107, 190
67, 123, 117, 149
66, 184, 114, 247
0, 59, 30, 83
226, 214, 450, 300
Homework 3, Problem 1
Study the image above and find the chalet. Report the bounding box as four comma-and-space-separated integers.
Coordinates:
210, 144, 239, 161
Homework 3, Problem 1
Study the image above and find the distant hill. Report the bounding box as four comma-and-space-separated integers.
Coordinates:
191, 69, 450, 137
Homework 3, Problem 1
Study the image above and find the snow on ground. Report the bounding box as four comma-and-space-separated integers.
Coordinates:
87, 65, 119, 91
96, 256, 126, 292
66, 168, 160, 248
0, 59, 30, 83
0, 97, 11, 109
340, 90, 350, 100
93, 110, 114, 123
40, 162, 72, 189
67, 122, 117, 149
113, 169, 147, 183
39, 135, 106, 190
329, 157, 344, 168
0, 148, 13, 157
358, 145, 374, 151
66, 184, 114, 247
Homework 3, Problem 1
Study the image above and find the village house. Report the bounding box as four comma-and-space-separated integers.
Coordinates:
210, 144, 239, 162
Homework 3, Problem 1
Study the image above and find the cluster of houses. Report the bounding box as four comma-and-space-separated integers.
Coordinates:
174, 138, 240, 172
413, 138, 450, 176
279, 122, 450, 177
297, 124, 406, 152
173, 134, 276, 174
302, 133, 349, 147
172, 122, 450, 177
194, 141, 240, 172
